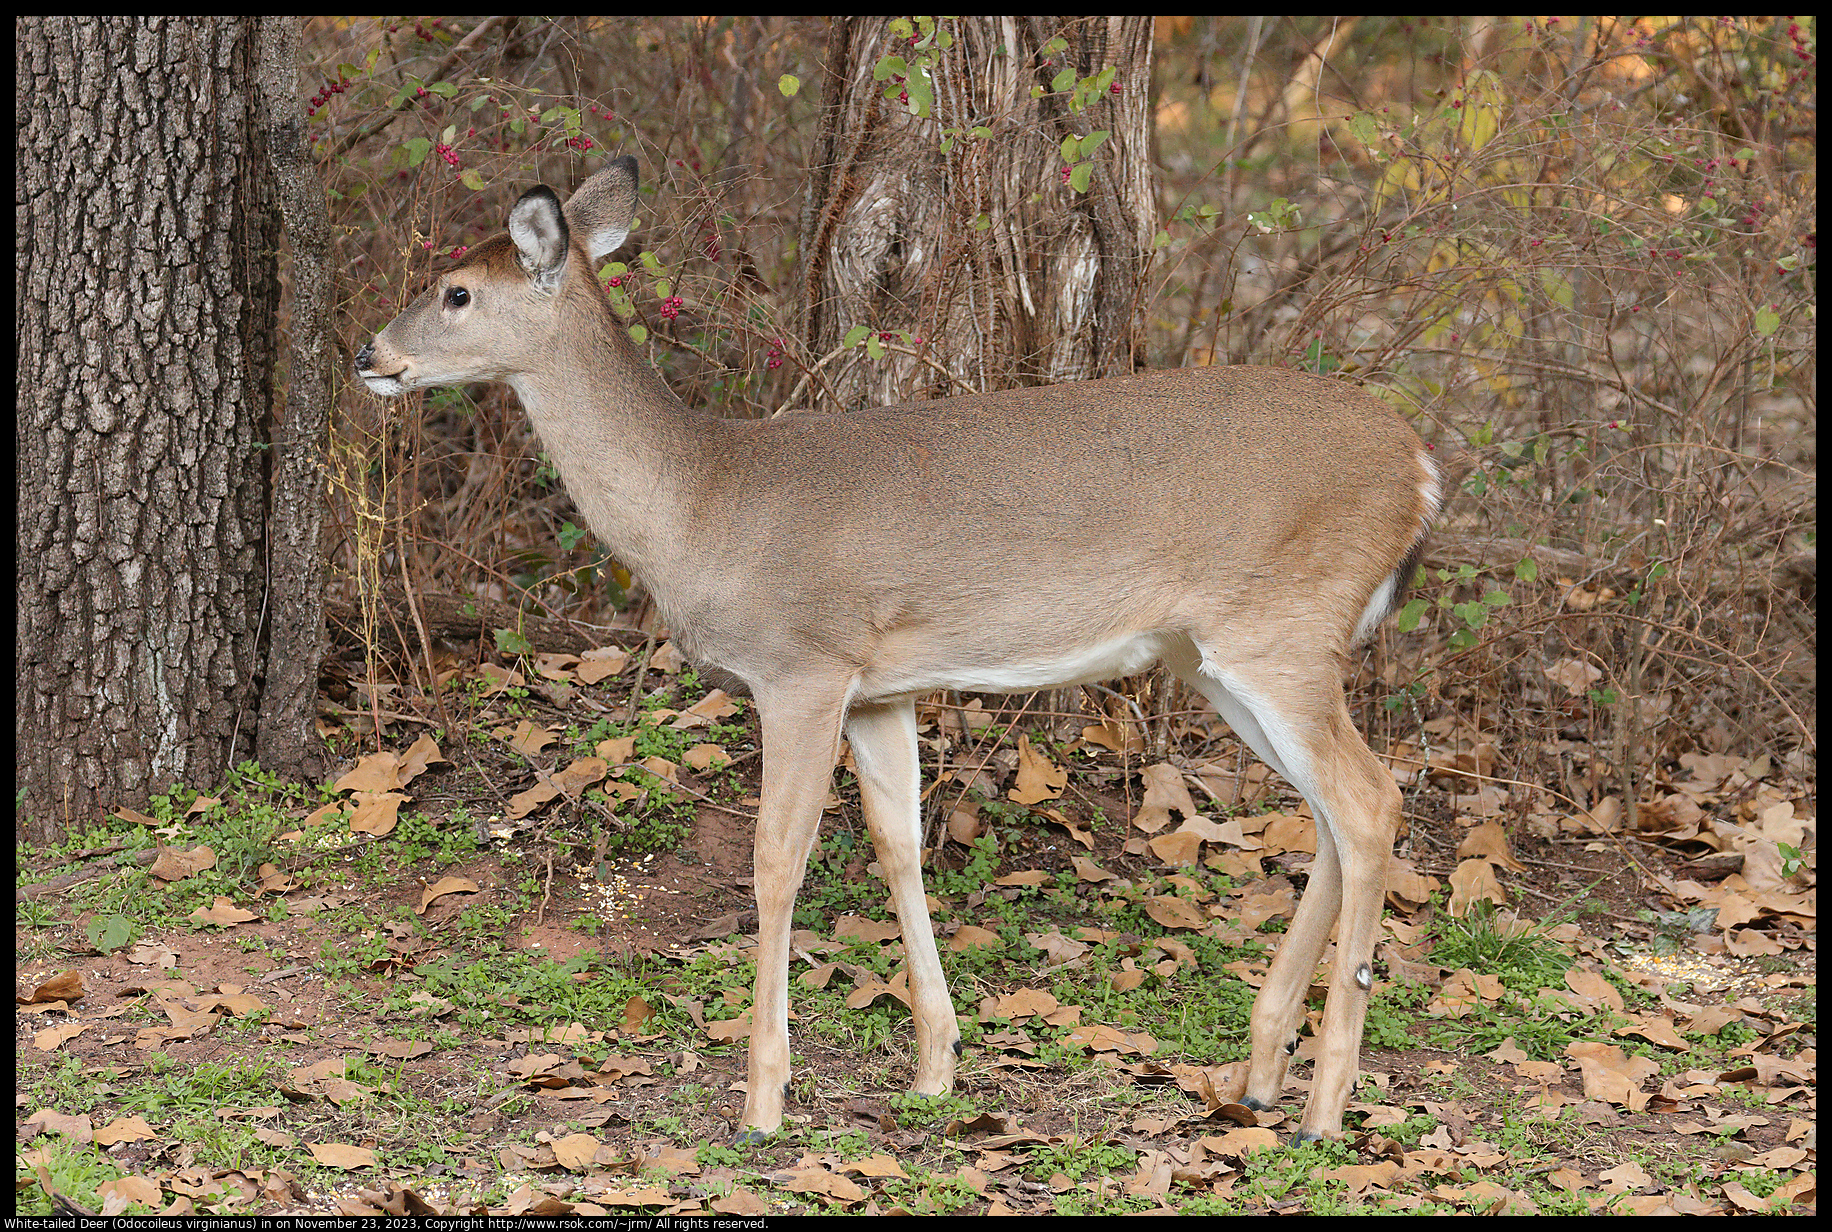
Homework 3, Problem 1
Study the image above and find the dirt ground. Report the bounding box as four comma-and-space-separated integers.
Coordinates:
15, 702, 1818, 1216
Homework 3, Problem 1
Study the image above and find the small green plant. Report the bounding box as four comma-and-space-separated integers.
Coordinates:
879, 1170, 982, 1214
1018, 1135, 1138, 1184
1430, 901, 1573, 990
695, 1139, 749, 1169
17, 898, 59, 929
12, 1138, 133, 1217
85, 912, 135, 953
1363, 980, 1429, 1050
888, 1089, 981, 1128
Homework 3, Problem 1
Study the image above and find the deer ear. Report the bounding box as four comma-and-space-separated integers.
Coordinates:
564, 155, 639, 262
508, 185, 570, 292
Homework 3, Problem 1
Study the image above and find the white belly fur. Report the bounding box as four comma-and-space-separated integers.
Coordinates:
858, 630, 1177, 701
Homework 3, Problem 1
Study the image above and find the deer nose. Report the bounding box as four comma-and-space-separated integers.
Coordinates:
354, 343, 374, 371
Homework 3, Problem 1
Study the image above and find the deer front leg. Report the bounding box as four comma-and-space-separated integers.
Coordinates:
736, 684, 849, 1142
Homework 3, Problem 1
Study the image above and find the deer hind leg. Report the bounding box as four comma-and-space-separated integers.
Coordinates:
845, 699, 960, 1098
737, 681, 851, 1141
1170, 648, 1401, 1140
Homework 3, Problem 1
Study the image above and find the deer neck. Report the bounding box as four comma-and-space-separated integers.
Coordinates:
503, 300, 711, 596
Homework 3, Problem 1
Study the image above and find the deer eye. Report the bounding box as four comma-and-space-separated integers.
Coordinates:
444, 286, 471, 310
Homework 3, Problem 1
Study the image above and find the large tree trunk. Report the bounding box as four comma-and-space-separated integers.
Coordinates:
796, 17, 1157, 742
17, 17, 283, 840
799, 16, 1156, 411
254, 16, 332, 784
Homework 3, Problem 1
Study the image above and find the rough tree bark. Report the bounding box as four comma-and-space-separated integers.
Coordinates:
798, 16, 1156, 411
254, 16, 332, 783
17, 17, 283, 839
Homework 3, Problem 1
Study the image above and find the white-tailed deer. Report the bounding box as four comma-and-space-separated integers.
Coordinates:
357, 156, 1443, 1142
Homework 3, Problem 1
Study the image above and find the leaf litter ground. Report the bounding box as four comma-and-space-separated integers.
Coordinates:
16, 652, 1816, 1216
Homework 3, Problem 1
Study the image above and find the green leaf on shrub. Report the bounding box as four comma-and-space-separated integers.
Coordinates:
904, 74, 933, 117
1540, 270, 1574, 309
1455, 69, 1505, 151
1346, 111, 1381, 152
